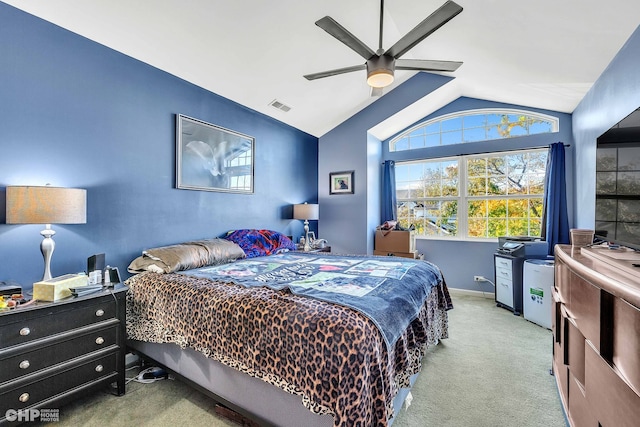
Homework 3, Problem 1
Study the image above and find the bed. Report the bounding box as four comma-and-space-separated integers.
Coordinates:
125, 230, 452, 427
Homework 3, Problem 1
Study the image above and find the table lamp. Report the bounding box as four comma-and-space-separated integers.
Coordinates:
6, 185, 87, 281
293, 202, 319, 251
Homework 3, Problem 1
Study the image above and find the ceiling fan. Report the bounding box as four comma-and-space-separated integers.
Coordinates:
304, 0, 463, 96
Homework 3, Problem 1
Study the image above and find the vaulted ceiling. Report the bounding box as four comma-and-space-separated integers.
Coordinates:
4, 0, 640, 139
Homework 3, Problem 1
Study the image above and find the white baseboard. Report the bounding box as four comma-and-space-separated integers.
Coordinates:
448, 287, 495, 299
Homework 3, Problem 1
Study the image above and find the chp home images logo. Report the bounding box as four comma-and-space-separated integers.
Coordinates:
5, 408, 59, 423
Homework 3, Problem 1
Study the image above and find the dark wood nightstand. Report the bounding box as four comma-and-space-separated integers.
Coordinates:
0, 284, 127, 424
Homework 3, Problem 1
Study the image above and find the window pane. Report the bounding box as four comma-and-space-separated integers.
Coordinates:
468, 200, 487, 218
468, 218, 487, 237
508, 199, 528, 217
488, 177, 507, 195
394, 138, 409, 151
529, 219, 542, 237
486, 114, 502, 126
464, 114, 486, 127
464, 128, 486, 142
442, 117, 462, 131
468, 177, 486, 196
425, 122, 440, 134
529, 198, 544, 219
489, 199, 507, 218
467, 158, 486, 177
442, 179, 458, 196
442, 130, 462, 145
508, 218, 529, 236
425, 133, 440, 147
410, 128, 424, 138
488, 218, 507, 237
409, 135, 425, 149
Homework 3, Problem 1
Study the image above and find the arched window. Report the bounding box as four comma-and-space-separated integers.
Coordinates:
390, 109, 559, 152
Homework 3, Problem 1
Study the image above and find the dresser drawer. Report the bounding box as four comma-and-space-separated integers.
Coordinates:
0, 352, 118, 415
496, 276, 514, 308
495, 257, 512, 272
0, 324, 119, 384
0, 298, 116, 349
585, 340, 640, 427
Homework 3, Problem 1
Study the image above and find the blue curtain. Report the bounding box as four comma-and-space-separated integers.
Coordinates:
382, 160, 397, 221
541, 142, 570, 255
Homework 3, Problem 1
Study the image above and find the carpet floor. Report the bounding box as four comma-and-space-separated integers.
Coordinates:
35, 291, 567, 426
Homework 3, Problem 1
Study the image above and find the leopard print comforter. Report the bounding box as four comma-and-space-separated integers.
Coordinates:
126, 270, 451, 426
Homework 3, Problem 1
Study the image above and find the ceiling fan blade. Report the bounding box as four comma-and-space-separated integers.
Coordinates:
315, 16, 376, 60
304, 64, 366, 81
370, 87, 384, 97
395, 58, 462, 72
385, 1, 463, 59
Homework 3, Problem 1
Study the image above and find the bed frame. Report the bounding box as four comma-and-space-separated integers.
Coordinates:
127, 340, 418, 427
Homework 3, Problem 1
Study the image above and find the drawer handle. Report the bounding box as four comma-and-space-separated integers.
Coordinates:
95, 309, 105, 317
500, 271, 510, 276
19, 393, 30, 403
19, 327, 31, 336
19, 360, 30, 370
95, 365, 104, 373
95, 337, 105, 345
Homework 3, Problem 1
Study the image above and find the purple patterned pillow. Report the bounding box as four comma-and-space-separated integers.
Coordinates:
224, 229, 296, 258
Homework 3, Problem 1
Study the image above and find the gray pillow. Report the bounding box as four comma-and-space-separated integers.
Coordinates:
127, 238, 246, 274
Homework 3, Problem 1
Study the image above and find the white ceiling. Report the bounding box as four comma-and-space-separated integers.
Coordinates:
4, 0, 640, 139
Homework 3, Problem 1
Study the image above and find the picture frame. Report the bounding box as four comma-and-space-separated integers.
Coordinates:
176, 114, 254, 193
329, 170, 354, 195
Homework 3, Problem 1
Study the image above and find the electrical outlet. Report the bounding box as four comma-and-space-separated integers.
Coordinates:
474, 275, 486, 282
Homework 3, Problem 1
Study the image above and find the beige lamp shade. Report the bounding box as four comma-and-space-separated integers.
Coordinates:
6, 186, 87, 224
293, 203, 319, 220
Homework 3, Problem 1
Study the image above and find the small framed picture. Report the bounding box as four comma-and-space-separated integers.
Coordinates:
329, 170, 354, 195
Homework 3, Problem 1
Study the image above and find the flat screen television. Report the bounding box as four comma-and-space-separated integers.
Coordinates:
595, 107, 640, 251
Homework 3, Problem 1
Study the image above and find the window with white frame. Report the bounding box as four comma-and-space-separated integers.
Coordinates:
390, 109, 558, 152
396, 149, 549, 239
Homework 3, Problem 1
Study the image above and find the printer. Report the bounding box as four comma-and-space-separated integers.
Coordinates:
495, 236, 550, 316
497, 236, 548, 258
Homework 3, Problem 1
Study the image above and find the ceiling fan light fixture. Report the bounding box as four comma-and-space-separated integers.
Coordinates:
367, 69, 394, 88
366, 55, 395, 88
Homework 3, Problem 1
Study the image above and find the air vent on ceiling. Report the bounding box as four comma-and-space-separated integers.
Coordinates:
269, 99, 291, 112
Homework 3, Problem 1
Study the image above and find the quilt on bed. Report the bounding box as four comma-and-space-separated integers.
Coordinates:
126, 254, 452, 426
181, 252, 444, 348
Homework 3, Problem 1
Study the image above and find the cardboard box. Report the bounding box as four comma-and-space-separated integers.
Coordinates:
374, 229, 415, 253
33, 274, 88, 301
374, 250, 424, 260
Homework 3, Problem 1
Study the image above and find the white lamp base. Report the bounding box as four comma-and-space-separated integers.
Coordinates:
40, 224, 55, 281
303, 220, 311, 251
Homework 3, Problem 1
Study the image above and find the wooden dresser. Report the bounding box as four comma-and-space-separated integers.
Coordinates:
553, 245, 640, 427
0, 285, 126, 424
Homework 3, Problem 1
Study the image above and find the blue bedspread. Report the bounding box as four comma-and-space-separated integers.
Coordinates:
179, 252, 443, 348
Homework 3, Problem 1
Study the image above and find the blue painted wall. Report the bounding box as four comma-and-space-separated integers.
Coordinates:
0, 4, 318, 288
572, 25, 640, 229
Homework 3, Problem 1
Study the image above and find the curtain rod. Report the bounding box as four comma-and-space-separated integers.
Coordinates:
382, 143, 571, 164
